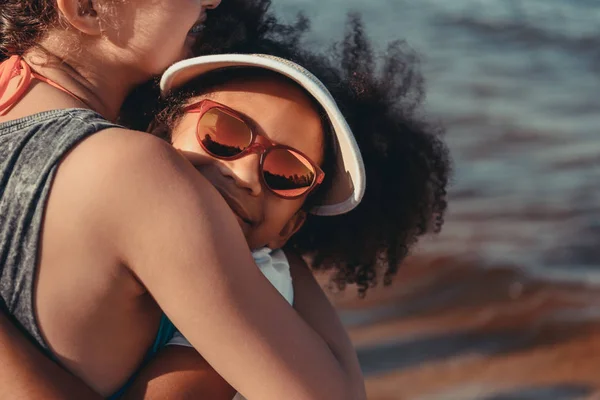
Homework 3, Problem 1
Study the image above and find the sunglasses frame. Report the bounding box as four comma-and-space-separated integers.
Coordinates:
184, 99, 325, 200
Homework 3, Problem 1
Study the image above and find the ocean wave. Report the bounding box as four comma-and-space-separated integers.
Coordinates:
436, 10, 600, 59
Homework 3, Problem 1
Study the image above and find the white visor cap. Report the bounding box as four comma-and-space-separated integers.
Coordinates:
160, 54, 365, 216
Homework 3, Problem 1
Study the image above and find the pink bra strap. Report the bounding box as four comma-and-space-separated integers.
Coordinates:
0, 55, 88, 116
0, 56, 33, 116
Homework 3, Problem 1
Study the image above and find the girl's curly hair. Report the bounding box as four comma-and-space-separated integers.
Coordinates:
124, 0, 452, 296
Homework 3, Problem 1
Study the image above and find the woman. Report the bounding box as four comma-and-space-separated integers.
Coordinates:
0, 2, 450, 399
0, 0, 365, 399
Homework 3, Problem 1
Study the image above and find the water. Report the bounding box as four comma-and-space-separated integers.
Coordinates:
272, 0, 600, 276
273, 1, 600, 398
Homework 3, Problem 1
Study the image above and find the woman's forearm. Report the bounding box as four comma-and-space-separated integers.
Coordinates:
115, 148, 364, 399
0, 312, 102, 400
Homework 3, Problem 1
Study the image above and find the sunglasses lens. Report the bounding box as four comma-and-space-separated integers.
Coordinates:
263, 148, 316, 198
198, 108, 252, 158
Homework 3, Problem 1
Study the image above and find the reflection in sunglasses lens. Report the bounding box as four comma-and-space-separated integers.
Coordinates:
198, 108, 252, 158
263, 148, 315, 197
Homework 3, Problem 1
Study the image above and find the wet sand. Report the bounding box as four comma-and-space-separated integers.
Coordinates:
328, 255, 600, 399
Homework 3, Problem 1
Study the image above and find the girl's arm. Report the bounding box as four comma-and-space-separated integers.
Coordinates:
122, 346, 235, 400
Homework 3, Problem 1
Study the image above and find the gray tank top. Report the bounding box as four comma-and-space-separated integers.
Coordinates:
0, 108, 120, 350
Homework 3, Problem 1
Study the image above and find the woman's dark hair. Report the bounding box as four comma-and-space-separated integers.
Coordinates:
125, 0, 452, 296
0, 1, 59, 59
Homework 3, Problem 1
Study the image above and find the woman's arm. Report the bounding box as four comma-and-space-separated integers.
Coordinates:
0, 312, 102, 400
122, 252, 365, 400
98, 131, 363, 400
0, 129, 364, 399
0, 129, 365, 399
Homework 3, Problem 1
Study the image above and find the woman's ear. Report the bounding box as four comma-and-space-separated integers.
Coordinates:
56, 0, 101, 36
267, 210, 307, 250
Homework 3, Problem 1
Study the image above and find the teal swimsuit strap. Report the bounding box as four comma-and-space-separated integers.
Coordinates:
151, 314, 178, 354
108, 314, 177, 399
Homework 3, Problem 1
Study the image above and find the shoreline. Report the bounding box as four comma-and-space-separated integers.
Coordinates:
326, 255, 600, 399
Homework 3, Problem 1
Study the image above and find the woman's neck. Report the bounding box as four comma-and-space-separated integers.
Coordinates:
24, 47, 144, 122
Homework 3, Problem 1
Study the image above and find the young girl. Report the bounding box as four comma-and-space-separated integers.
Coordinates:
153, 56, 369, 400
147, 51, 450, 400
0, 0, 367, 399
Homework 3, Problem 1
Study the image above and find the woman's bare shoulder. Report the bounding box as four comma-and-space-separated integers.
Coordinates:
60, 127, 216, 201
53, 126, 229, 251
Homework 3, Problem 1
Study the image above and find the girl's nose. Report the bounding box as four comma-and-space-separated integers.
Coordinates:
220, 153, 263, 197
